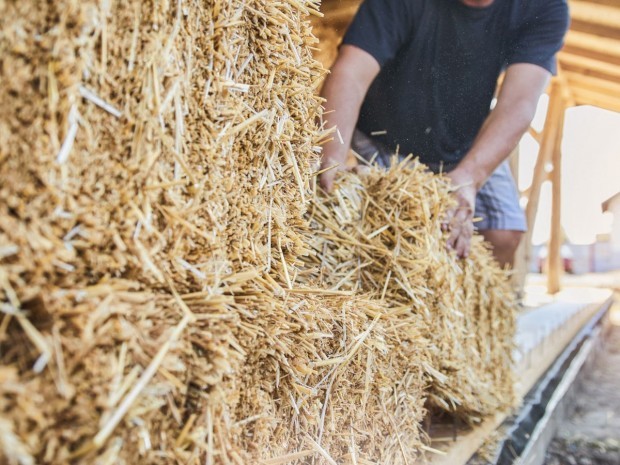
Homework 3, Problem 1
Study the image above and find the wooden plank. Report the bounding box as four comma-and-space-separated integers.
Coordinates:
428, 412, 505, 465
565, 72, 620, 97
522, 80, 565, 281
547, 103, 565, 295
528, 126, 541, 143
565, 30, 620, 60
557, 62, 576, 107
570, 21, 620, 41
577, 0, 620, 6
571, 87, 620, 113
509, 145, 529, 298
570, 1, 620, 30
559, 52, 620, 81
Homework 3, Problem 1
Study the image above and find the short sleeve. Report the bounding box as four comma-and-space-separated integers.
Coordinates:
506, 0, 570, 74
342, 0, 415, 67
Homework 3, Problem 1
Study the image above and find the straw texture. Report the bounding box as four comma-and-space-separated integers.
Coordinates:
0, 1, 515, 464
303, 161, 515, 423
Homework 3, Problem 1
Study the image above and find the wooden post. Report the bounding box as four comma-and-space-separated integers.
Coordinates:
512, 242, 528, 298
509, 146, 529, 298
520, 79, 565, 288
509, 145, 520, 184
547, 104, 566, 294
551, 63, 570, 296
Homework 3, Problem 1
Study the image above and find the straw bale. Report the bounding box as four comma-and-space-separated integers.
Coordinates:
301, 160, 516, 422
231, 292, 428, 464
0, 0, 515, 463
0, 0, 326, 463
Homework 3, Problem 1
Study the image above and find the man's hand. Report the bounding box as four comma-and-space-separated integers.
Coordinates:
318, 159, 346, 193
443, 171, 477, 258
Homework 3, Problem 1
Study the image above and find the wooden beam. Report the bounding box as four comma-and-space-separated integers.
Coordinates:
577, 0, 620, 6
525, 80, 564, 227
429, 412, 506, 465
571, 87, 620, 113
527, 126, 542, 143
559, 52, 620, 81
570, 21, 620, 41
570, 1, 620, 30
556, 62, 576, 107
522, 80, 565, 282
564, 30, 620, 61
565, 72, 620, 97
547, 104, 565, 295
509, 145, 520, 185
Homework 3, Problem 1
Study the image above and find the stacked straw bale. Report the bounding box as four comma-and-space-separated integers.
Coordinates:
0, 0, 515, 464
0, 0, 336, 463
228, 293, 429, 464
302, 160, 516, 423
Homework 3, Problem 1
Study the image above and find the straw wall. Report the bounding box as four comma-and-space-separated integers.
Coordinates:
1, 1, 515, 464
0, 0, 326, 463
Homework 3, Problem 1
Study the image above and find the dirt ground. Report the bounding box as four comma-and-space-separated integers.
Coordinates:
544, 287, 620, 465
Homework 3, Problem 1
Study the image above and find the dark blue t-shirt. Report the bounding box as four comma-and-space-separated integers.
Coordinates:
343, 0, 569, 165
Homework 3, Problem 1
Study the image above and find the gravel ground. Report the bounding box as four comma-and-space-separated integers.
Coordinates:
544, 295, 620, 465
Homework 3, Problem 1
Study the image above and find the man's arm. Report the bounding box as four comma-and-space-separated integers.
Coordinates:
318, 45, 380, 193
445, 63, 551, 258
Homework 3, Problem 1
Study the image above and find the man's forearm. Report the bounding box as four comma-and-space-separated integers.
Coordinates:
320, 67, 367, 170
317, 46, 380, 192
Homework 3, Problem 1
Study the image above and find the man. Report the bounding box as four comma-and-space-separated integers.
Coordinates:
318, 0, 569, 267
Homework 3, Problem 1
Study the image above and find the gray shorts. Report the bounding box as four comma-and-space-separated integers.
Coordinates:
351, 130, 527, 232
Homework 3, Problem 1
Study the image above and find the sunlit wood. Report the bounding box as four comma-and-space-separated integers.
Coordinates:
559, 53, 620, 79
528, 126, 541, 143
570, 0, 620, 31
557, 62, 576, 107
547, 100, 566, 295
571, 87, 620, 113
565, 30, 620, 60
522, 80, 565, 291
565, 72, 620, 98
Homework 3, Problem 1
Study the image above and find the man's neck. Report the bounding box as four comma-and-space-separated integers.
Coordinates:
459, 0, 495, 7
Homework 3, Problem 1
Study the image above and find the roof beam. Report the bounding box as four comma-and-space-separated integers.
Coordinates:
583, 0, 620, 6
559, 52, 620, 81
564, 72, 620, 97
570, 1, 620, 30
571, 87, 620, 113
564, 30, 620, 61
